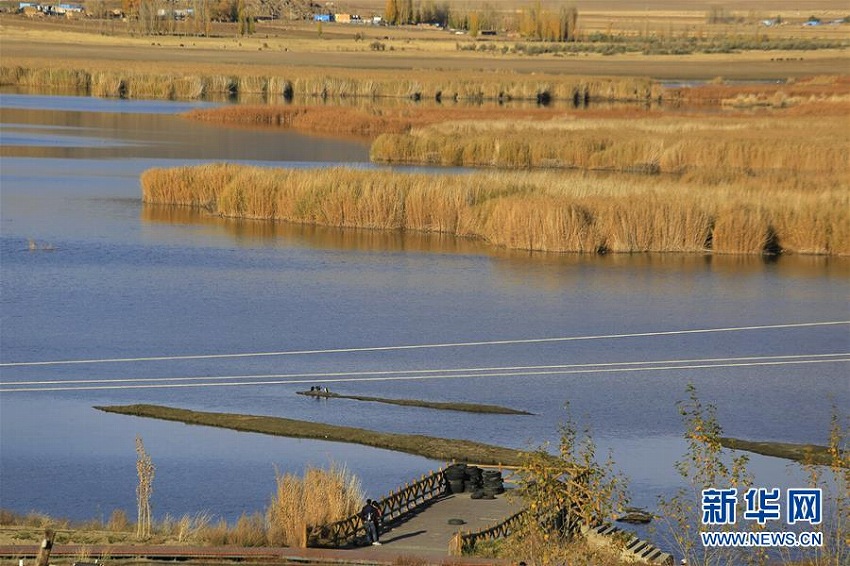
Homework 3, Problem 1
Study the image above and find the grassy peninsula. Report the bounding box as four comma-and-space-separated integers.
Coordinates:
95, 404, 527, 466
297, 390, 532, 415
720, 437, 847, 468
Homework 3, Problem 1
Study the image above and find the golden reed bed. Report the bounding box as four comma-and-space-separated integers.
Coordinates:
0, 64, 661, 103
141, 164, 849, 256
369, 112, 850, 174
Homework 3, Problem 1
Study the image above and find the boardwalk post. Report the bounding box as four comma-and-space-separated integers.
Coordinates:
34, 528, 54, 566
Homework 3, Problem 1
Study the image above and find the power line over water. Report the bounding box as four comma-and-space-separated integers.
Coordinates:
2, 353, 847, 393
1, 320, 847, 368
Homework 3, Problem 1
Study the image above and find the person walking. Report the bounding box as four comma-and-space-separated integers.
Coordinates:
360, 498, 382, 545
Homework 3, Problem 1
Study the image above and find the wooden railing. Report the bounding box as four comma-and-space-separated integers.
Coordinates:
450, 509, 526, 555
452, 508, 673, 565
451, 505, 579, 555
306, 467, 448, 547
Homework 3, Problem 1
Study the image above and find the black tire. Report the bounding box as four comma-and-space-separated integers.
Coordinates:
470, 489, 484, 499
444, 464, 467, 481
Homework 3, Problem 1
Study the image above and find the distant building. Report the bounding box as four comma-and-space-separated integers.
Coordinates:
334, 13, 350, 23
313, 13, 332, 22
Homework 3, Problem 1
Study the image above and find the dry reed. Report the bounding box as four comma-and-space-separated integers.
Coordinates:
183, 105, 556, 138
266, 464, 364, 548
0, 63, 662, 103
1, 65, 90, 90
141, 164, 849, 256
371, 114, 850, 176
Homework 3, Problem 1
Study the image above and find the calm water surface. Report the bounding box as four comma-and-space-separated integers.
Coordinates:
1, 94, 848, 534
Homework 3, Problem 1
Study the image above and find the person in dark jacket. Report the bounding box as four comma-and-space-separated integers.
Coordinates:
360, 499, 382, 545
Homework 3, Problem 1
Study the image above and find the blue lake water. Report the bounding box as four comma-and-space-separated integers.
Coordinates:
0, 94, 848, 543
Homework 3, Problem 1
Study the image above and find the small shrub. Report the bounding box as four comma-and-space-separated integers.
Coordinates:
231, 512, 267, 546
107, 509, 130, 532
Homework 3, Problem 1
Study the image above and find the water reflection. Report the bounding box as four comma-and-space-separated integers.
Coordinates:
1, 85, 664, 111
141, 203, 494, 256
141, 203, 850, 283
0, 106, 369, 161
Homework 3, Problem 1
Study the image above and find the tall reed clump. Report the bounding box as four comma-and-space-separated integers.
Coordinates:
0, 66, 91, 91
141, 164, 241, 208
141, 164, 849, 256
91, 71, 124, 97
266, 464, 364, 548
124, 73, 176, 100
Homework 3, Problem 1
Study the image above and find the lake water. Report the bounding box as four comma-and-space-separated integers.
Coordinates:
1, 94, 848, 541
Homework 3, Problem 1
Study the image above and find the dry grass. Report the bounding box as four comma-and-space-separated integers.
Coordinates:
0, 508, 269, 547
140, 164, 849, 256
266, 464, 364, 548
370, 112, 850, 177
184, 105, 557, 137
0, 62, 663, 103
0, 65, 90, 90
668, 75, 850, 105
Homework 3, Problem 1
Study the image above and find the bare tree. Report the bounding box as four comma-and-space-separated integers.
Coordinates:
136, 436, 155, 539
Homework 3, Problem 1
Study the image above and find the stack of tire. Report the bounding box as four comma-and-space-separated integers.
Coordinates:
482, 469, 505, 497
464, 466, 483, 493
469, 469, 504, 500
444, 463, 467, 494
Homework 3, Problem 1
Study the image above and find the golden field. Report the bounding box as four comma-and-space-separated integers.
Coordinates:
1, 4, 849, 86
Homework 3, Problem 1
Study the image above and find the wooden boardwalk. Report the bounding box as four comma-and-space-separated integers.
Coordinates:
375, 491, 522, 554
